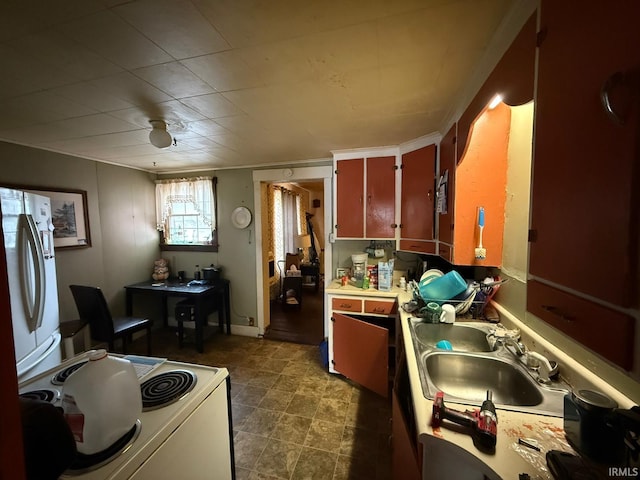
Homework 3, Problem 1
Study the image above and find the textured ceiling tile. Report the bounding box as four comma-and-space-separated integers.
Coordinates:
187, 119, 229, 137
182, 51, 264, 92
240, 22, 379, 87
0, 43, 77, 92
47, 113, 139, 139
179, 93, 244, 119
57, 9, 172, 69
0, 0, 524, 171
8, 29, 123, 82
88, 72, 173, 107
50, 82, 135, 112
133, 62, 215, 99
114, 0, 230, 58
43, 130, 150, 151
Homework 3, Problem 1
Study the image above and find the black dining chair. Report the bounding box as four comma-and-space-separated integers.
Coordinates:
69, 285, 153, 355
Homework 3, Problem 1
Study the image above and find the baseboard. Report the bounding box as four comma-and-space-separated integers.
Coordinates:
230, 324, 260, 337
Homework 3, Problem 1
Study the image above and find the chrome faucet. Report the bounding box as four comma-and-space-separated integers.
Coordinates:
502, 336, 527, 356
526, 351, 559, 384
490, 333, 559, 384
489, 333, 526, 356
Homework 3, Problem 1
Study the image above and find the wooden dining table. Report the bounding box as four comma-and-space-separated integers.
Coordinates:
124, 278, 230, 353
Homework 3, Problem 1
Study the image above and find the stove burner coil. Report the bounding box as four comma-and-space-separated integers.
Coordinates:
51, 361, 87, 385
64, 420, 141, 475
140, 370, 197, 411
19, 389, 59, 404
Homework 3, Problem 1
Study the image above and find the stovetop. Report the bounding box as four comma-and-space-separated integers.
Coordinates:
18, 351, 229, 480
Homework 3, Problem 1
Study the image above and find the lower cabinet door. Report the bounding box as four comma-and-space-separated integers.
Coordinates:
332, 312, 388, 397
392, 388, 421, 480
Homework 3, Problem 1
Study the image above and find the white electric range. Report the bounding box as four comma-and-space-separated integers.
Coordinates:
18, 351, 234, 480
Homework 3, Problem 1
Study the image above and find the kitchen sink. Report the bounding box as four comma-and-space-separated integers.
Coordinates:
407, 318, 568, 417
411, 322, 493, 352
424, 351, 543, 406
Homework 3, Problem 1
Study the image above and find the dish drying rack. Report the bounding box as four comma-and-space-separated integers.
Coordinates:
404, 277, 507, 319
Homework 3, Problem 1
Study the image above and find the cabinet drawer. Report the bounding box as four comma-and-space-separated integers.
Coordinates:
332, 297, 363, 313
527, 280, 635, 370
364, 300, 397, 316
398, 239, 436, 254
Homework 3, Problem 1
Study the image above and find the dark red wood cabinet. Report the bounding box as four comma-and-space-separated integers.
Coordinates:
399, 144, 437, 253
528, 1, 639, 368
335, 158, 365, 238
365, 156, 396, 238
335, 156, 396, 239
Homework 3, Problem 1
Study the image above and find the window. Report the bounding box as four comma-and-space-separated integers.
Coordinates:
155, 177, 218, 251
271, 185, 305, 277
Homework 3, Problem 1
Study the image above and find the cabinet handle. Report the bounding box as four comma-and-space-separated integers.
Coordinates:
391, 223, 398, 228
542, 305, 574, 322
372, 308, 387, 313
367, 194, 371, 204
601, 71, 626, 125
340, 303, 353, 309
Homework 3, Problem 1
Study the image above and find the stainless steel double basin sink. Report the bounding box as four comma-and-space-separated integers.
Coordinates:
408, 319, 568, 417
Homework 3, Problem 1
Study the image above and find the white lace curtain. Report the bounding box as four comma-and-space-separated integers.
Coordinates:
155, 176, 214, 232
272, 186, 301, 278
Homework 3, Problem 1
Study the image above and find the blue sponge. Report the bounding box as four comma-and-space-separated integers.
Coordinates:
435, 340, 453, 350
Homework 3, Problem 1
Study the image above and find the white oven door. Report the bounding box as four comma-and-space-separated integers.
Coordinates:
128, 383, 232, 480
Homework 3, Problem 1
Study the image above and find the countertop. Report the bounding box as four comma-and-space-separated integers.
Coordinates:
397, 294, 570, 480
328, 277, 631, 479
325, 280, 406, 298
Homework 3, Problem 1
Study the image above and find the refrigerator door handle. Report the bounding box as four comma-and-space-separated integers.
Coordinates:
17, 332, 62, 379
18, 213, 46, 332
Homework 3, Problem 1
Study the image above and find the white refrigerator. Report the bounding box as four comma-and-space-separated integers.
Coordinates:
0, 187, 62, 383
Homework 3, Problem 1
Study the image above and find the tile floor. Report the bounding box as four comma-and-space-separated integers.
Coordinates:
132, 329, 392, 480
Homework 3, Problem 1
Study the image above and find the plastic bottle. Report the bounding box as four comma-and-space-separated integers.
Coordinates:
62, 350, 142, 454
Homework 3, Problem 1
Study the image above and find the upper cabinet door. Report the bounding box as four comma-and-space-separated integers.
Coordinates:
335, 158, 364, 238
438, 124, 456, 247
366, 156, 396, 238
400, 145, 436, 242
530, 1, 640, 307
335, 156, 397, 239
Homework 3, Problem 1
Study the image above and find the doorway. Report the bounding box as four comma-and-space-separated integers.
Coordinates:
267, 180, 324, 344
252, 166, 333, 345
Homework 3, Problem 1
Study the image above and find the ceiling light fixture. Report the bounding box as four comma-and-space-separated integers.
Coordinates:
149, 120, 172, 149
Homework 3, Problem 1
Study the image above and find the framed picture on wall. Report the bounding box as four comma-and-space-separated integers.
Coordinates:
27, 187, 91, 250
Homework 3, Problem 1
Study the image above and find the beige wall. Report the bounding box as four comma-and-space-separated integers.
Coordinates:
0, 141, 324, 334
157, 168, 259, 326
502, 101, 533, 284
0, 141, 157, 323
